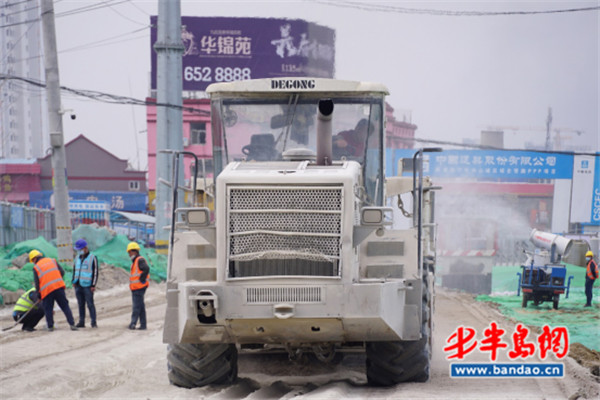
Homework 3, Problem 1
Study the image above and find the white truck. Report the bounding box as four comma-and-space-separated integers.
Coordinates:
162, 78, 438, 387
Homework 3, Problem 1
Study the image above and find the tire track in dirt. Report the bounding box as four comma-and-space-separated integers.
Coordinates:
1, 286, 597, 399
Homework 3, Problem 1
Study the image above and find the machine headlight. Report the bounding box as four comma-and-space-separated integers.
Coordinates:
361, 207, 392, 226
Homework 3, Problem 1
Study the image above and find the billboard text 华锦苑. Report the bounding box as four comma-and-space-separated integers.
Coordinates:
150, 16, 335, 91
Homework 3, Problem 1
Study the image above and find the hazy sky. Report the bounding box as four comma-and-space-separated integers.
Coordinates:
48, 0, 599, 170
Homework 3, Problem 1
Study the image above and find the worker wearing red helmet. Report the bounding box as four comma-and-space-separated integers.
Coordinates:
585, 250, 598, 307
127, 242, 149, 330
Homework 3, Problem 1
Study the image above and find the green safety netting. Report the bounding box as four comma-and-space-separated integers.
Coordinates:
477, 263, 599, 351
72, 223, 116, 251
4, 237, 59, 262
0, 228, 167, 304
92, 234, 167, 282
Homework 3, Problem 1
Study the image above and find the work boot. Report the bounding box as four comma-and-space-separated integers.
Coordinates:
91, 322, 98, 328
128, 324, 136, 330
76, 322, 85, 328
137, 326, 147, 330
70, 325, 79, 331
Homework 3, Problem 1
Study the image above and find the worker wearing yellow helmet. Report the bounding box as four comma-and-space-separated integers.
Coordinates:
127, 242, 149, 330
584, 250, 598, 307
29, 249, 78, 331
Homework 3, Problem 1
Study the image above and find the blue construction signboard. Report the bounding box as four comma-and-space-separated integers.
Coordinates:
10, 206, 24, 228
593, 158, 600, 224
387, 149, 574, 180
29, 191, 147, 212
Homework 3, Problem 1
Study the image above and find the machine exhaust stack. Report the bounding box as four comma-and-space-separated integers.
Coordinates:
316, 99, 334, 166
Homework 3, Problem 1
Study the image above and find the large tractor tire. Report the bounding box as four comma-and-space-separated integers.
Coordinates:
167, 343, 238, 388
366, 268, 432, 386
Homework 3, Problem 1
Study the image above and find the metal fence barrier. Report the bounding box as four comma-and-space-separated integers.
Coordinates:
0, 202, 56, 247
1, 202, 154, 247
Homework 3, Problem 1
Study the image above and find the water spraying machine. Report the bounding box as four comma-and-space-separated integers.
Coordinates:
517, 229, 574, 309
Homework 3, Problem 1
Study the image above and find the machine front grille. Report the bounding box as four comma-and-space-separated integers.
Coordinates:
228, 186, 343, 278
230, 188, 341, 210
246, 286, 322, 304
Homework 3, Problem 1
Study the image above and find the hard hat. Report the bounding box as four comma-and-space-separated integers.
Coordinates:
586, 250, 594, 257
74, 239, 88, 251
29, 250, 43, 262
127, 242, 141, 252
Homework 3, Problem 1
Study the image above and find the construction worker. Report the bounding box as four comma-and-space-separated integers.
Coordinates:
127, 242, 149, 330
30, 250, 78, 331
584, 250, 598, 307
333, 118, 373, 157
72, 239, 98, 328
12, 287, 44, 332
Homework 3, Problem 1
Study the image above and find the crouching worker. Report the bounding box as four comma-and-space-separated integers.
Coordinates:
12, 287, 44, 332
127, 242, 149, 330
30, 250, 78, 331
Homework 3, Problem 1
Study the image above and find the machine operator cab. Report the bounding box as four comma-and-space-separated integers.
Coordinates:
207, 78, 388, 206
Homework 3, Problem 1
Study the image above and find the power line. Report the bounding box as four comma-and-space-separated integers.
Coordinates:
2, 0, 63, 17
0, 74, 211, 116
107, 1, 147, 26
57, 26, 148, 53
0, 0, 127, 28
13, 26, 149, 63
54, 0, 128, 18
314, 0, 600, 16
2, 2, 40, 17
126, 0, 150, 16
1, 18, 37, 66
1, 73, 596, 156
0, 0, 32, 9
60, 33, 147, 54
0, 17, 38, 29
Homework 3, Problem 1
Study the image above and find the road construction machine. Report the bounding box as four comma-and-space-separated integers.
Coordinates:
162, 78, 438, 387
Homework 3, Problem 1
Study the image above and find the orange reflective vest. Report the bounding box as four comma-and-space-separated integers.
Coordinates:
34, 258, 66, 299
130, 256, 149, 291
587, 259, 598, 280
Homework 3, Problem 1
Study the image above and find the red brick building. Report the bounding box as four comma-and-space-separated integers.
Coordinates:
0, 160, 41, 203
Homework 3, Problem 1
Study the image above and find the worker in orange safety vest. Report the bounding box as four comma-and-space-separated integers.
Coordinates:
585, 250, 598, 307
127, 242, 149, 330
30, 250, 78, 331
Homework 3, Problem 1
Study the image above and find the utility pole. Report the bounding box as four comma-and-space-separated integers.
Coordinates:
41, 0, 73, 265
154, 0, 183, 255
545, 107, 553, 151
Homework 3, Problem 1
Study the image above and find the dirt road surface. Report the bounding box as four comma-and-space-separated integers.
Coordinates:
1, 284, 598, 399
